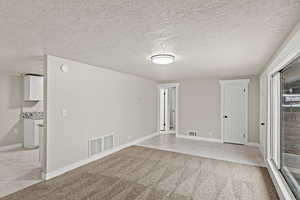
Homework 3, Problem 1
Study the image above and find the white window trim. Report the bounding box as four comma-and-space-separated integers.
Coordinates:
268, 159, 297, 200
266, 52, 300, 200
270, 72, 281, 168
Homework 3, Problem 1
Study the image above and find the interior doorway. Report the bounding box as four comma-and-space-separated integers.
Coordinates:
220, 79, 250, 145
159, 84, 179, 135
0, 72, 45, 197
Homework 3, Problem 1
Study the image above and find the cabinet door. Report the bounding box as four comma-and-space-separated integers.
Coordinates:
24, 119, 34, 148
24, 76, 31, 101
34, 120, 43, 147
24, 76, 43, 101
30, 76, 43, 101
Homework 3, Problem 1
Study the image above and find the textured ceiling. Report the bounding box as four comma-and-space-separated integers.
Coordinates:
1, 0, 300, 80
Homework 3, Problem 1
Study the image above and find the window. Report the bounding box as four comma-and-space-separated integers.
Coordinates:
280, 57, 300, 199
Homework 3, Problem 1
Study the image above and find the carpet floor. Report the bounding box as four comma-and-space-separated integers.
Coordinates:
1, 146, 278, 200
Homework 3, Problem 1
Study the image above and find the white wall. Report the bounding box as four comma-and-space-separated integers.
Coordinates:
0, 71, 43, 147
248, 76, 260, 143
0, 72, 23, 147
179, 79, 220, 139
46, 55, 157, 173
178, 76, 260, 143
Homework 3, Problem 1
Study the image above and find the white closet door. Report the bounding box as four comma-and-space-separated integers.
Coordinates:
221, 80, 249, 144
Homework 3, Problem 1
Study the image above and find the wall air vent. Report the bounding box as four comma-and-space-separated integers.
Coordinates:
103, 134, 114, 151
88, 133, 114, 157
88, 137, 103, 157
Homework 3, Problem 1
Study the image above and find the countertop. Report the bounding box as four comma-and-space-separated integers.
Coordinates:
22, 112, 44, 120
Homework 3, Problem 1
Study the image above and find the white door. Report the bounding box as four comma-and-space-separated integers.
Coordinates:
221, 80, 249, 144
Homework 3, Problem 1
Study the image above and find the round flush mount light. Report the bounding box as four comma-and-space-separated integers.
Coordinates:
151, 54, 175, 65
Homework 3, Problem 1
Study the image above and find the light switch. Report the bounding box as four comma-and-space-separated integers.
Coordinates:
61, 108, 68, 117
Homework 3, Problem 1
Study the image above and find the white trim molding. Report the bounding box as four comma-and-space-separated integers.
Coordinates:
176, 135, 259, 147
268, 51, 300, 76
0, 143, 23, 151
267, 160, 297, 200
158, 83, 180, 89
43, 132, 159, 180
176, 134, 222, 143
220, 79, 250, 144
265, 52, 300, 200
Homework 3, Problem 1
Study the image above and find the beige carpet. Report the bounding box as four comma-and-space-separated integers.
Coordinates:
1, 146, 278, 200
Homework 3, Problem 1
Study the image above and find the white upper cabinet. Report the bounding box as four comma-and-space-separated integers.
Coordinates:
24, 75, 43, 101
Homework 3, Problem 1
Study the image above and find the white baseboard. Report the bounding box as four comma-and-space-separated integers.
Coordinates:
41, 172, 47, 180
246, 142, 260, 148
43, 132, 159, 180
176, 135, 260, 148
176, 134, 222, 143
0, 143, 23, 151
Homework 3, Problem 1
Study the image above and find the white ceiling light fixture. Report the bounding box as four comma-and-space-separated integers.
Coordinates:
151, 54, 175, 65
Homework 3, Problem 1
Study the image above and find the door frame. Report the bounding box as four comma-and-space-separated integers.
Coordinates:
157, 83, 179, 136
220, 79, 250, 144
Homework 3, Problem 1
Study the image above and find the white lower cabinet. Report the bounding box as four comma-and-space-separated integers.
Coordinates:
24, 119, 43, 148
